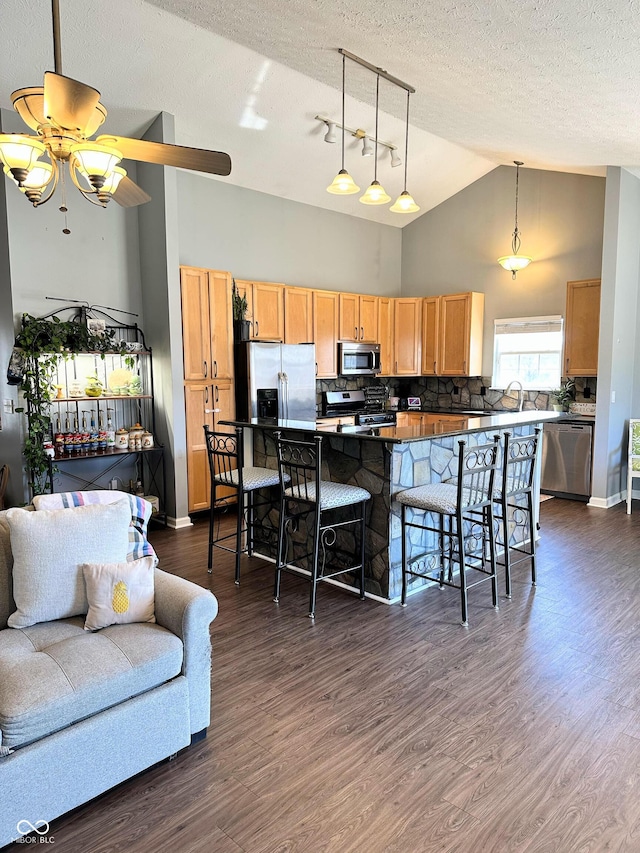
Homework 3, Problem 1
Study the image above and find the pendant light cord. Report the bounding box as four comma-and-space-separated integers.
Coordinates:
512, 161, 522, 254
341, 53, 346, 172
374, 73, 380, 182
403, 90, 410, 192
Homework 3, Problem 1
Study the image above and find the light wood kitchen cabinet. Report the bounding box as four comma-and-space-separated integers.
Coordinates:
317, 416, 356, 427
235, 280, 285, 341
284, 286, 313, 343
339, 293, 379, 342
439, 292, 484, 376
313, 290, 340, 378
378, 297, 394, 376
393, 298, 422, 375
181, 266, 234, 382
181, 266, 235, 512
421, 296, 440, 376
564, 278, 601, 376
184, 382, 213, 513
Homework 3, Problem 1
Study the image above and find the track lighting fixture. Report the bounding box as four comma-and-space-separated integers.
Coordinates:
323, 49, 418, 211
323, 121, 337, 143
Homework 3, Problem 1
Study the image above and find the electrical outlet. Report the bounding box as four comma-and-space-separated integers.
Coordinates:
3, 399, 13, 414
109, 479, 118, 490
584, 386, 592, 399
480, 386, 487, 396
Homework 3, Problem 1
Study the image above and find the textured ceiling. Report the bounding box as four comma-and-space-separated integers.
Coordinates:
1, 0, 627, 228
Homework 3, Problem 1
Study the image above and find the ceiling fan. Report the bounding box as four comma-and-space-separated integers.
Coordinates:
0, 0, 231, 215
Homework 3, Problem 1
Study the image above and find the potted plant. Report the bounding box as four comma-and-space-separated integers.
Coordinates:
551, 379, 575, 412
232, 280, 251, 341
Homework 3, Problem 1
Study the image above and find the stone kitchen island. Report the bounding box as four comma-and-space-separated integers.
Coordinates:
223, 411, 561, 603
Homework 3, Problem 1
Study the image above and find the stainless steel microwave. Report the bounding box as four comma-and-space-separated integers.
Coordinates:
338, 342, 381, 376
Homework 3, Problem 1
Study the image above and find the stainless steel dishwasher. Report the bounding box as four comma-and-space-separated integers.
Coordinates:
541, 421, 593, 500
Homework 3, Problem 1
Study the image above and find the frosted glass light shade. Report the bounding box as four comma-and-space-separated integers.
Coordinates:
100, 166, 126, 195
70, 142, 122, 178
0, 134, 46, 181
327, 169, 360, 195
390, 190, 420, 213
497, 255, 532, 273
359, 180, 391, 205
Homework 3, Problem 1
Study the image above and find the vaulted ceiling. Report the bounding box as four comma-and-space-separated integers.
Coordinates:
1, 0, 631, 227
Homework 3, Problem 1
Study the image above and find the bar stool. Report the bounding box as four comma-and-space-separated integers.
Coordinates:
397, 436, 500, 626
273, 432, 371, 618
494, 429, 541, 598
204, 425, 283, 585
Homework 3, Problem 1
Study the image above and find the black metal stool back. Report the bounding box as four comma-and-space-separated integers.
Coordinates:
273, 431, 370, 618
496, 429, 541, 598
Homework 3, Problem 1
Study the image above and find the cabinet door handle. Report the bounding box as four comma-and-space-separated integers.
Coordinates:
354, 326, 358, 340
433, 360, 436, 374
255, 321, 259, 337
205, 386, 209, 404
463, 360, 466, 374
566, 357, 569, 373
213, 360, 218, 378
215, 386, 219, 403
315, 362, 318, 376
203, 360, 208, 378
360, 326, 364, 340
395, 360, 398, 373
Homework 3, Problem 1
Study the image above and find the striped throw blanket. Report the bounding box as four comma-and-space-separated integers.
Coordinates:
32, 491, 157, 564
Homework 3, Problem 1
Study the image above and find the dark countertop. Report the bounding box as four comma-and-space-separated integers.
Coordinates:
222, 411, 563, 444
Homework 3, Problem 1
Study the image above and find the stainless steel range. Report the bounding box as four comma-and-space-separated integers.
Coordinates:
322, 390, 396, 428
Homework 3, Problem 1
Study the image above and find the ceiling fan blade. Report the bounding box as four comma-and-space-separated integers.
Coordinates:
96, 135, 232, 176
112, 176, 152, 208
44, 71, 101, 133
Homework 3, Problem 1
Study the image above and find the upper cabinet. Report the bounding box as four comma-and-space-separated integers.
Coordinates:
564, 279, 601, 377
378, 297, 394, 377
313, 290, 340, 378
438, 292, 484, 376
235, 280, 285, 341
284, 286, 313, 344
181, 267, 233, 381
421, 297, 440, 377
339, 293, 379, 342
393, 298, 422, 375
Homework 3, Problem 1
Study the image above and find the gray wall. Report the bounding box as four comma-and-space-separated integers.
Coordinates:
402, 165, 606, 375
592, 167, 640, 503
177, 171, 402, 294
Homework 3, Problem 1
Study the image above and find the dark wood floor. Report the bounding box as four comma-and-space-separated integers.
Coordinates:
24, 499, 640, 852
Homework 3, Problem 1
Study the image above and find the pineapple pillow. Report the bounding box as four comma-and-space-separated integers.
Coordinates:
82, 557, 156, 631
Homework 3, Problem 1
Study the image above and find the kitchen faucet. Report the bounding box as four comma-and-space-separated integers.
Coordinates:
505, 380, 524, 411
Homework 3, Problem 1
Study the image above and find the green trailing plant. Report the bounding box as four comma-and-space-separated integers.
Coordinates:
13, 314, 127, 495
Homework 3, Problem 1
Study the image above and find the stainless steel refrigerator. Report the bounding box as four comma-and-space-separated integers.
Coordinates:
235, 342, 316, 422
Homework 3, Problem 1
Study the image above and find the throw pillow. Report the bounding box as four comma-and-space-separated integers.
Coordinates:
32, 490, 156, 563
82, 556, 156, 631
6, 500, 132, 628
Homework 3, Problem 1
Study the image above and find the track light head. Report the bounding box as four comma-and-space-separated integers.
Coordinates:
390, 148, 402, 167
324, 121, 337, 143
362, 136, 374, 157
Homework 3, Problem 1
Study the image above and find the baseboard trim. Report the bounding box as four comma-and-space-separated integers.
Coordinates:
166, 515, 194, 530
588, 493, 623, 509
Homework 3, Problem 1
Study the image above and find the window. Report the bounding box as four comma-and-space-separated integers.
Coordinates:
492, 316, 563, 390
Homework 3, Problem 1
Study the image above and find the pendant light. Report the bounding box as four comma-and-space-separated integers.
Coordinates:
326, 54, 359, 195
390, 89, 420, 214
360, 73, 391, 205
498, 161, 532, 279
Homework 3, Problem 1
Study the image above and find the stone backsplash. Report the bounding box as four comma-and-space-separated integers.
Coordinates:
317, 375, 597, 413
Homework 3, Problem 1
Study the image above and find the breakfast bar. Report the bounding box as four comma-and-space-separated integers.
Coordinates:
223, 410, 562, 603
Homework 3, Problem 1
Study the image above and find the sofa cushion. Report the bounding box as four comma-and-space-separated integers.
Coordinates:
32, 491, 156, 563
0, 618, 183, 750
83, 557, 156, 631
6, 501, 132, 628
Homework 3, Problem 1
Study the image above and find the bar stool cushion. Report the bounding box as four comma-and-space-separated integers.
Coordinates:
285, 480, 371, 510
214, 466, 284, 492
396, 483, 459, 514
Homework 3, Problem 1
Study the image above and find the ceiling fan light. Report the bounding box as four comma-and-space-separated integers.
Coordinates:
359, 180, 391, 205
99, 165, 126, 196
0, 134, 46, 185
390, 190, 420, 213
70, 142, 122, 183
327, 168, 360, 195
